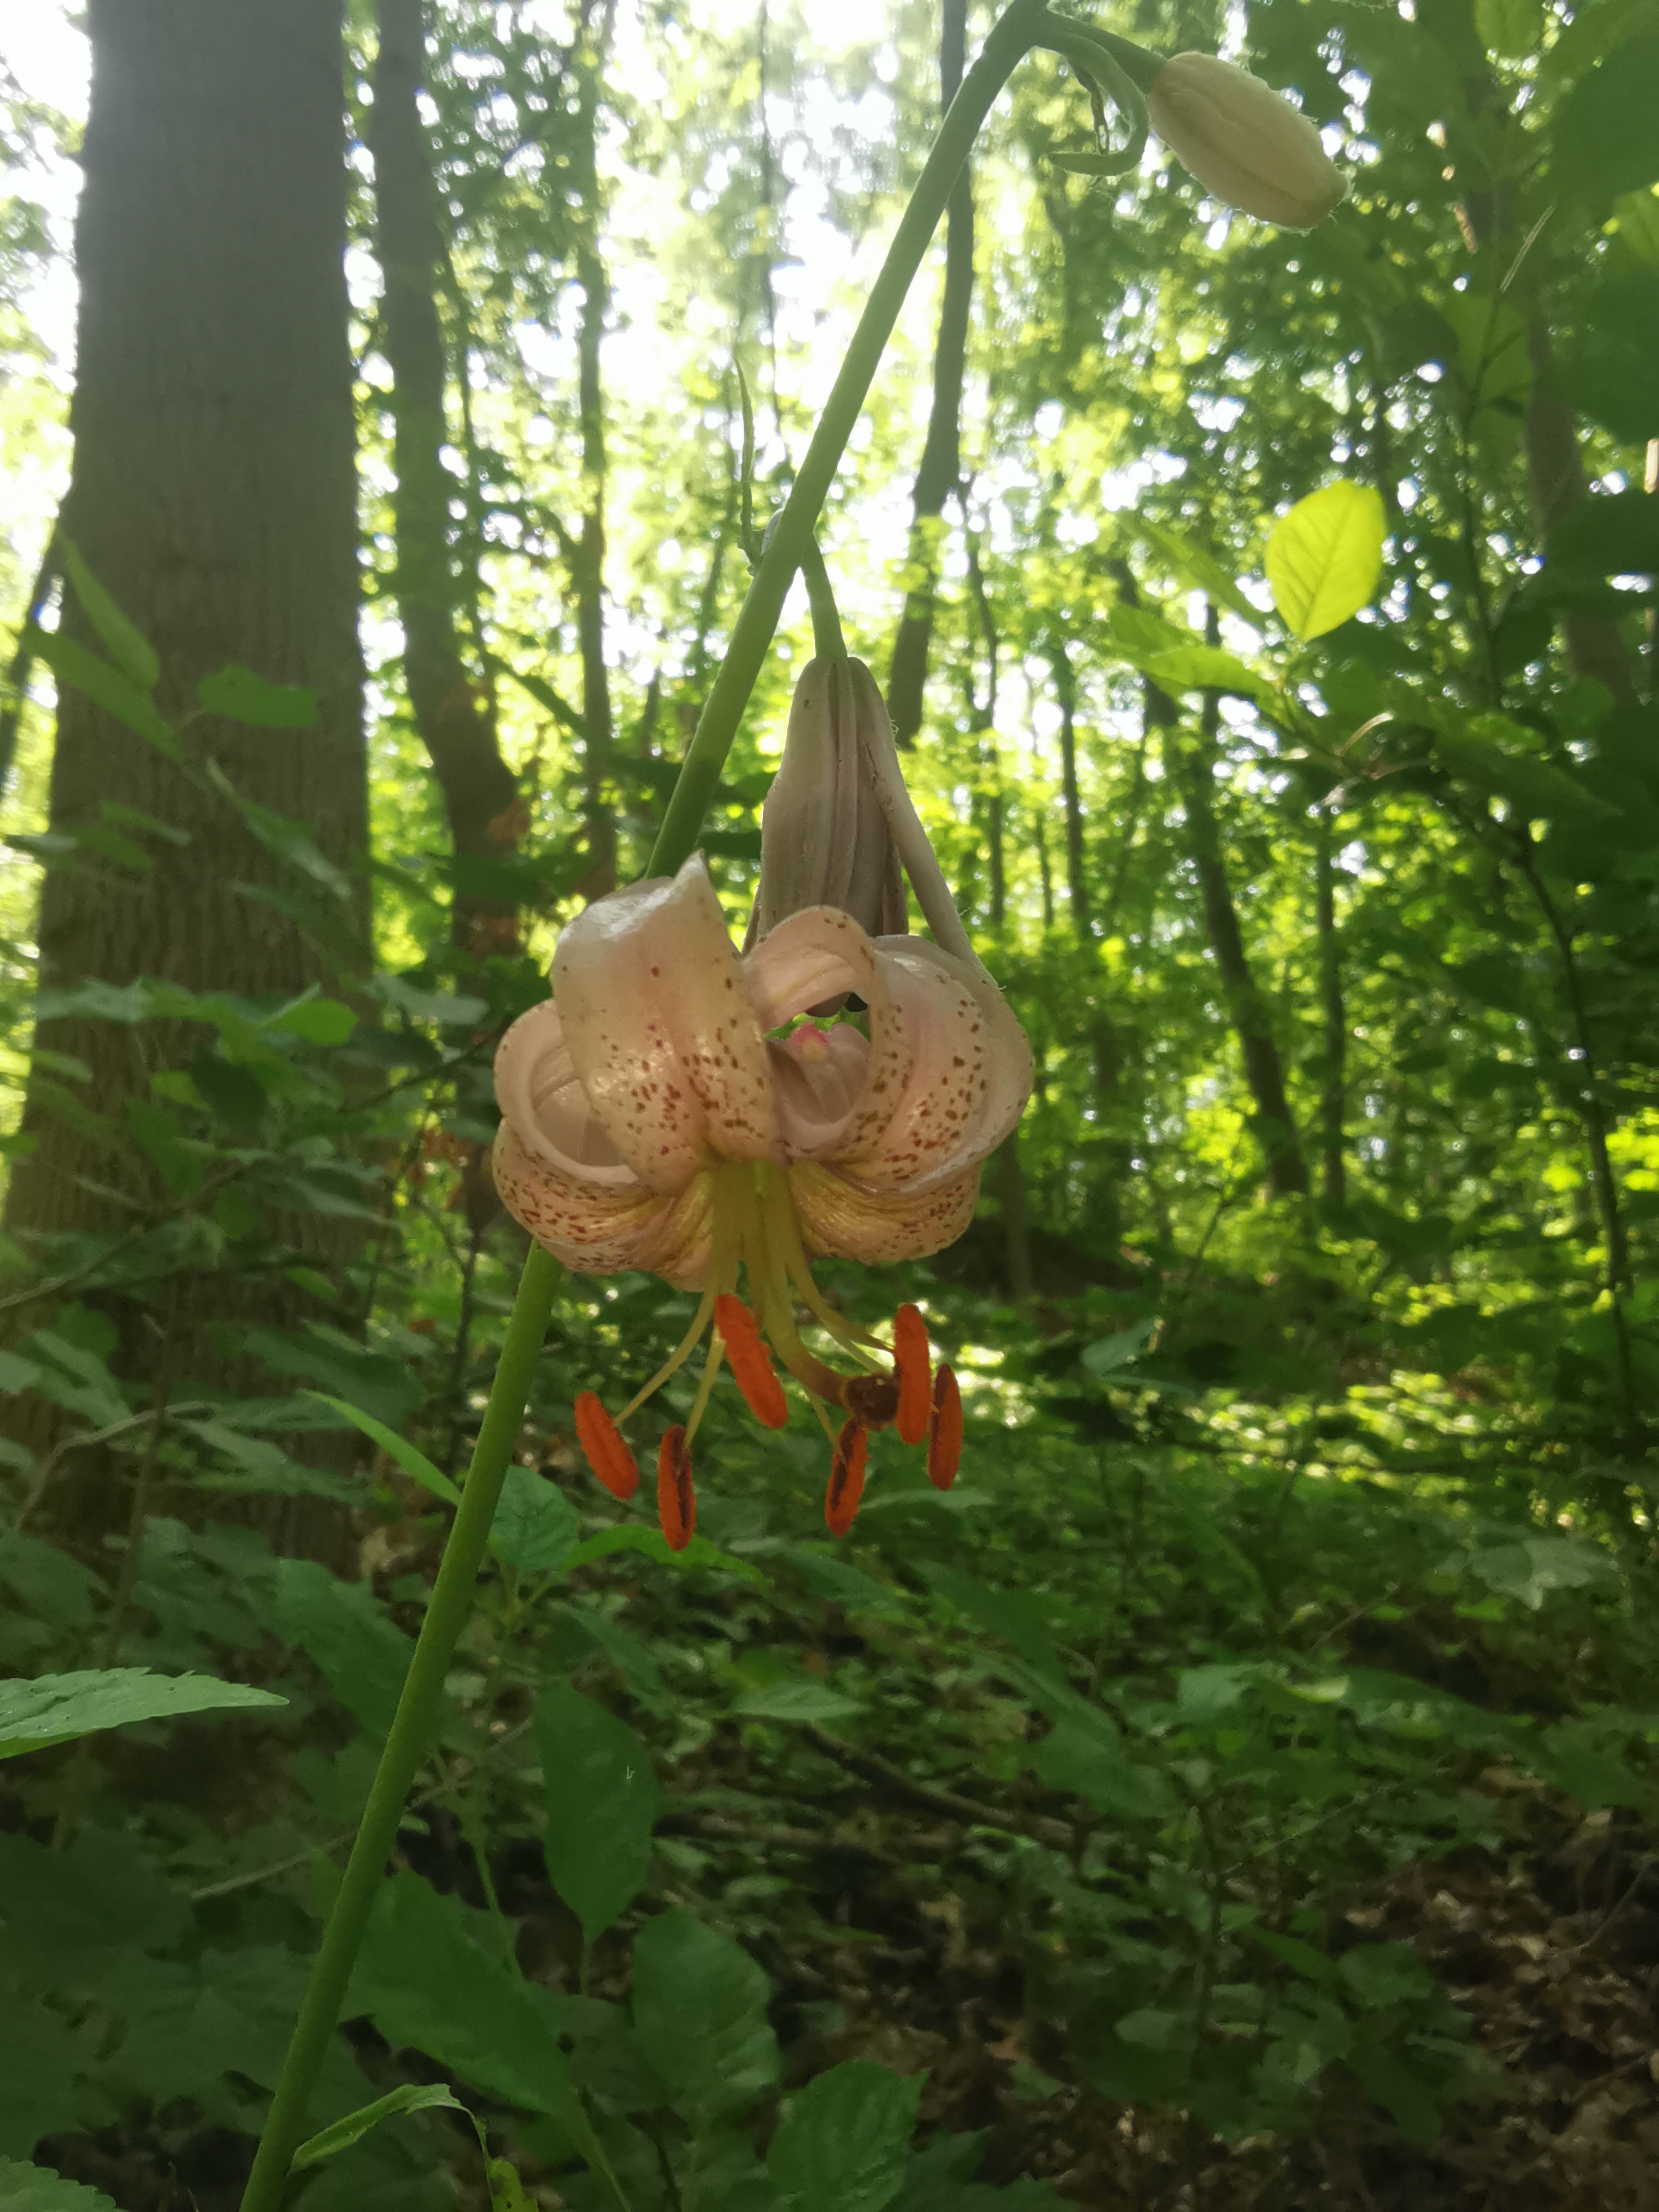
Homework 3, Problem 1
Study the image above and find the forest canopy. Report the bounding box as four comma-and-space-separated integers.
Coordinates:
1, 0, 1658, 2204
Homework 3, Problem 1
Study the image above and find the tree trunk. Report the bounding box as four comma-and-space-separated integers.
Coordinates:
571, 2, 616, 892
1315, 804, 1346, 1206
1052, 644, 1090, 938
886, 0, 972, 748
1173, 668, 1308, 1199
4, 0, 366, 1557
370, 0, 520, 950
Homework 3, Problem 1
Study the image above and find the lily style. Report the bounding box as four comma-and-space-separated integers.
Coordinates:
493, 677, 1031, 1545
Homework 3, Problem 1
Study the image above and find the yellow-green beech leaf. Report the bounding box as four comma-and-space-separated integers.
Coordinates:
1265, 482, 1387, 640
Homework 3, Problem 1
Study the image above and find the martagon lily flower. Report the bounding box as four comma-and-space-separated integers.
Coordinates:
493, 663, 1031, 1547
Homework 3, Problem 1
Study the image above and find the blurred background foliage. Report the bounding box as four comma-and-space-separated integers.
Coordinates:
1, 0, 1658, 2201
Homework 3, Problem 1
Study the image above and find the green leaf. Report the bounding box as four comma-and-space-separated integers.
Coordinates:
196, 663, 317, 728
0, 2160, 120, 2210
1549, 490, 1659, 580
1265, 483, 1387, 641
1551, 36, 1659, 207
60, 539, 160, 691
1080, 1318, 1156, 1378
125, 1097, 206, 1196
0, 1668, 286, 1760
301, 1392, 464, 1508
1123, 516, 1264, 626
536, 1680, 660, 1941
1475, 0, 1541, 55
563, 1524, 767, 1584
731, 1676, 866, 1724
1145, 645, 1276, 708
349, 1870, 586, 2118
292, 2082, 472, 2169
1032, 1719, 1177, 1820
1337, 1943, 1435, 2008
631, 1908, 781, 2122
269, 995, 358, 1046
274, 1559, 415, 1737
768, 2061, 924, 2212
25, 626, 180, 760
493, 1466, 581, 1575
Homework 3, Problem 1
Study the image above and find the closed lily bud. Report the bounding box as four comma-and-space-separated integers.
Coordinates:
746, 656, 907, 946
1147, 52, 1346, 230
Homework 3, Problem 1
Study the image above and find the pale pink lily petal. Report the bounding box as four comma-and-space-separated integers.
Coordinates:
766, 1023, 870, 1156
789, 1157, 981, 1263
554, 857, 779, 1192
493, 999, 635, 1188
745, 904, 909, 1160
492, 1125, 713, 1287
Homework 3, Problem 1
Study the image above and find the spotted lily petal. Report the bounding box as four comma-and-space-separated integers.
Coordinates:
554, 856, 780, 1190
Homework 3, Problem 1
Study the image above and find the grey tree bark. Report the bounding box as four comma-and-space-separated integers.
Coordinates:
4, 0, 367, 1558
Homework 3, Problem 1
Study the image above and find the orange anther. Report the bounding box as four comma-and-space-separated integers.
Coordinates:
825, 1419, 868, 1536
715, 1294, 789, 1429
892, 1303, 931, 1446
574, 1390, 639, 1500
926, 1366, 962, 1491
657, 1423, 696, 1551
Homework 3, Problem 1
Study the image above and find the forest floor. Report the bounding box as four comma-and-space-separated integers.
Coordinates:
781, 1786, 1659, 2212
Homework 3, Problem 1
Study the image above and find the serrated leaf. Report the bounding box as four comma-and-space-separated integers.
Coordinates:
196, 663, 317, 728
0, 2159, 121, 2210
537, 1680, 660, 1940
60, 539, 159, 691
1266, 483, 1387, 641
768, 2061, 924, 2212
0, 1668, 286, 1760
632, 1908, 781, 2122
492, 1466, 580, 1575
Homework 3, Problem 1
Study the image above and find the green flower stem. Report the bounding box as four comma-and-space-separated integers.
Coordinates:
800, 540, 847, 661
647, 0, 1050, 880
1034, 10, 1165, 92
237, 1244, 561, 2212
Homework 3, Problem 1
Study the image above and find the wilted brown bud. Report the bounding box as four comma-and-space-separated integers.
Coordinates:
1147, 52, 1346, 230
745, 656, 907, 946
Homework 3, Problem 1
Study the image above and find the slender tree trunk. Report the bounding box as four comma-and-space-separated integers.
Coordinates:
571, 1, 616, 891
886, 0, 972, 747
371, 0, 520, 950
996, 1130, 1035, 1305
1052, 645, 1090, 938
1315, 804, 1346, 1205
4, 0, 366, 1556
1173, 666, 1307, 1198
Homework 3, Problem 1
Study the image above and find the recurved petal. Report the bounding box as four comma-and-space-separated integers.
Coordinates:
789, 1156, 982, 1264
493, 999, 637, 1188
554, 854, 779, 1190
745, 904, 909, 1159
837, 940, 1031, 1194
493, 1124, 714, 1286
